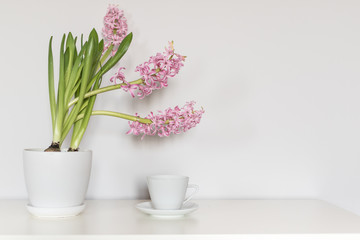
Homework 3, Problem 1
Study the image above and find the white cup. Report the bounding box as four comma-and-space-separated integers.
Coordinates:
147, 175, 199, 210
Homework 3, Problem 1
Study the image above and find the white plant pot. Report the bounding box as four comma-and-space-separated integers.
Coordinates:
23, 148, 92, 218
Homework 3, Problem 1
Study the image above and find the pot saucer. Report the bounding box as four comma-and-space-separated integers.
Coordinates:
136, 201, 198, 218
26, 203, 86, 218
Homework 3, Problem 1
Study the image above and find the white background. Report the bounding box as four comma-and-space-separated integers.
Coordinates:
1, 0, 360, 215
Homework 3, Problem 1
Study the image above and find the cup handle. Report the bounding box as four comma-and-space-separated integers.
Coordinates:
183, 184, 199, 205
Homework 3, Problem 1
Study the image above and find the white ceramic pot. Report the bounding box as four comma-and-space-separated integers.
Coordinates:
23, 149, 92, 217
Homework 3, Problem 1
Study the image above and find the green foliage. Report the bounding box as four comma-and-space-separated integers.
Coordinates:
48, 29, 133, 150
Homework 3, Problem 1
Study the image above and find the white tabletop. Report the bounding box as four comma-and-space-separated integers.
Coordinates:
1, 200, 360, 240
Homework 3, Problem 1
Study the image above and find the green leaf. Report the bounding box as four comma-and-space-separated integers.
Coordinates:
99, 39, 104, 51
64, 32, 75, 88
52, 34, 66, 143
48, 36, 56, 134
64, 42, 87, 104
74, 36, 78, 59
99, 32, 133, 76
87, 40, 105, 91
63, 47, 70, 87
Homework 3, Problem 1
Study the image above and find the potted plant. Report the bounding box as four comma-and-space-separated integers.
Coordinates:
23, 5, 204, 217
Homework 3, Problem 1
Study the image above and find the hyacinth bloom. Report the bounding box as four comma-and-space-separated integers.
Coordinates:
110, 67, 126, 84
127, 101, 204, 139
110, 41, 186, 99
102, 5, 128, 54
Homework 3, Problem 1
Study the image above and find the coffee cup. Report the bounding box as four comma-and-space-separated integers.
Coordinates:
147, 175, 199, 210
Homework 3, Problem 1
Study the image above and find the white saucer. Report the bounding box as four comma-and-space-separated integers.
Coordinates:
136, 201, 198, 218
26, 203, 86, 218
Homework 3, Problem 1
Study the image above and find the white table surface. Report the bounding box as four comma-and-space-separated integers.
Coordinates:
1, 200, 360, 240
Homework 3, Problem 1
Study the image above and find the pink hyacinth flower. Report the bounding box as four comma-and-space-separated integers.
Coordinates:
127, 101, 204, 139
111, 41, 186, 99
109, 42, 185, 99
102, 5, 128, 55
110, 67, 126, 84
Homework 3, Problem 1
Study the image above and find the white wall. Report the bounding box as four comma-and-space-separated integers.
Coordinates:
1, 0, 360, 214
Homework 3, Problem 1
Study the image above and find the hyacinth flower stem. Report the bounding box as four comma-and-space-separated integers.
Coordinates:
98, 44, 114, 69
75, 110, 152, 124
67, 78, 144, 108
